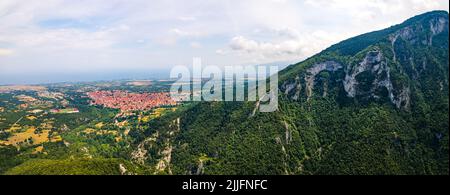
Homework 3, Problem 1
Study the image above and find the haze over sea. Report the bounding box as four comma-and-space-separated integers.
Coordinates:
0, 70, 170, 85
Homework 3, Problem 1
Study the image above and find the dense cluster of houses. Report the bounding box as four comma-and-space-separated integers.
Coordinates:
87, 90, 176, 111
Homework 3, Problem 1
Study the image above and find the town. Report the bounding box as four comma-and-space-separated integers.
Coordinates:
87, 90, 177, 112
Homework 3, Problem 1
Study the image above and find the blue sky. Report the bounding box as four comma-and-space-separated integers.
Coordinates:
0, 0, 448, 84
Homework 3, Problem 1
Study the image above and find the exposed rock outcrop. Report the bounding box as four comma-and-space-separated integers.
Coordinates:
283, 76, 302, 100
343, 49, 410, 109
344, 50, 390, 97
284, 121, 292, 145
119, 164, 128, 175
389, 14, 448, 48
429, 16, 448, 44
305, 61, 343, 100
155, 144, 173, 174
131, 131, 159, 165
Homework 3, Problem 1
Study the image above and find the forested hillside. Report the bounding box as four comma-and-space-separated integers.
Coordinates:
129, 11, 449, 175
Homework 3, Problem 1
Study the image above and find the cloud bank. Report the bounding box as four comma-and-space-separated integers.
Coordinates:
0, 0, 448, 81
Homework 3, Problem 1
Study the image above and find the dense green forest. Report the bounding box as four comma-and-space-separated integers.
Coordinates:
128, 11, 449, 175
5, 158, 150, 175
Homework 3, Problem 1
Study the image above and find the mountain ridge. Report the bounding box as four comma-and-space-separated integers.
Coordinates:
125, 10, 449, 175
280, 10, 448, 110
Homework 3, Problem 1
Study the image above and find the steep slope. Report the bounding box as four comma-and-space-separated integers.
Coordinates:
280, 10, 448, 110
5, 158, 150, 175
130, 11, 449, 175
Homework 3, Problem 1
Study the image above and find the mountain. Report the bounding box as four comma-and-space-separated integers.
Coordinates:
129, 11, 449, 175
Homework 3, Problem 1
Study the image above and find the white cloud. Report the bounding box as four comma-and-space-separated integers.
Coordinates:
0, 0, 448, 79
215, 49, 227, 55
214, 0, 448, 65
178, 16, 196, 22
169, 28, 205, 38
190, 41, 202, 49
219, 27, 350, 64
0, 48, 14, 56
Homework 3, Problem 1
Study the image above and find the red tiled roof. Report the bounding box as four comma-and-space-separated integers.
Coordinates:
87, 90, 176, 111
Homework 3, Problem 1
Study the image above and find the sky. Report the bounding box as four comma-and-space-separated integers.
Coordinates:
0, 0, 448, 84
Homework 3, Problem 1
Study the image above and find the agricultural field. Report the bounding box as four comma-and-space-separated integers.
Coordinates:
0, 80, 182, 174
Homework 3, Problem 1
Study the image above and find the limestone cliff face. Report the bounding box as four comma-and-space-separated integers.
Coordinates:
281, 48, 411, 109
388, 13, 448, 47
280, 11, 448, 110
303, 61, 342, 100
343, 49, 411, 109
343, 50, 390, 98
